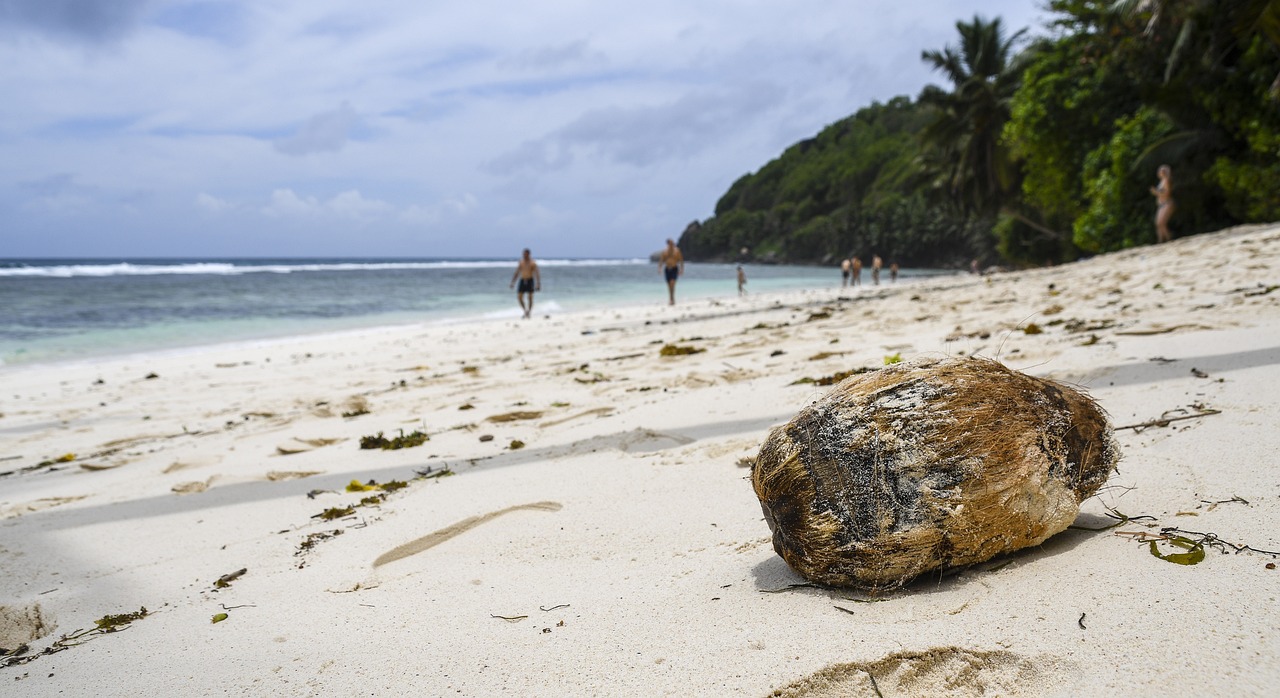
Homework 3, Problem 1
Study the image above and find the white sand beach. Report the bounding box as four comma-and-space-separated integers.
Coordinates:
2, 224, 1279, 696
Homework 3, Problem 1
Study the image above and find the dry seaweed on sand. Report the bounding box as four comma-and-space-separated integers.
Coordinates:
295, 529, 343, 556
660, 344, 705, 356
312, 506, 356, 521
359, 429, 429, 450
1, 608, 150, 668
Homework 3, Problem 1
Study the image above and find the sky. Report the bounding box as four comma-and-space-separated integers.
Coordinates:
0, 0, 1048, 259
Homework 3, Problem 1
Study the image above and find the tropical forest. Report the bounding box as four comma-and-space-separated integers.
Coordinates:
676, 0, 1280, 267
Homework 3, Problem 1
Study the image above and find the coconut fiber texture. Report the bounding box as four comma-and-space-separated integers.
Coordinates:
752, 357, 1119, 590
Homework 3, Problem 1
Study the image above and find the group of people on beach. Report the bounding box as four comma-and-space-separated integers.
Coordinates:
509, 238, 691, 319
511, 166, 1175, 318
840, 255, 897, 287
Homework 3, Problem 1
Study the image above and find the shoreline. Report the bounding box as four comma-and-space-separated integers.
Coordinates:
2, 224, 1278, 696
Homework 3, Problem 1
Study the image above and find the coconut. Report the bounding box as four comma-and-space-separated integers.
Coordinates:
752, 356, 1118, 590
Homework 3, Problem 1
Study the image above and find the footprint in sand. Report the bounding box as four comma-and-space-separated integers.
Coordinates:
0, 603, 56, 651
771, 647, 1063, 698
373, 501, 562, 568
275, 438, 345, 455
0, 496, 88, 519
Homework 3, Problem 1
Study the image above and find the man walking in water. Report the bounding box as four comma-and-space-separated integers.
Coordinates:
510, 248, 541, 319
659, 238, 684, 305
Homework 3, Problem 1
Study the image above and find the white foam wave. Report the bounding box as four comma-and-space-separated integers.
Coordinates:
0, 259, 649, 278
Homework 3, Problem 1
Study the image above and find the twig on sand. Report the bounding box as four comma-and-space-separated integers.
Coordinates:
759, 583, 821, 593
491, 614, 528, 622
866, 670, 885, 698
1078, 612, 1087, 629
1114, 408, 1221, 432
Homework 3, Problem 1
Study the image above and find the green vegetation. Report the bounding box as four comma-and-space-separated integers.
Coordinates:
679, 2, 1280, 267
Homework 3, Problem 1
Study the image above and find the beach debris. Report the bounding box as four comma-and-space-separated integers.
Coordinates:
491, 614, 528, 622
1, 607, 149, 669
144, 372, 159, 380
752, 356, 1119, 590
1078, 613, 1087, 629
1148, 536, 1205, 565
736, 456, 756, 468
266, 470, 322, 481
346, 480, 378, 492
296, 529, 343, 556
808, 351, 846, 361
213, 568, 247, 589
509, 439, 526, 450
1022, 323, 1043, 335
1114, 406, 1221, 432
359, 429, 429, 450
345, 478, 408, 493
882, 353, 902, 365
211, 613, 228, 624
313, 506, 356, 521
479, 434, 495, 442
413, 465, 454, 480
660, 344, 704, 357
1190, 367, 1209, 378
487, 410, 543, 423
306, 489, 334, 499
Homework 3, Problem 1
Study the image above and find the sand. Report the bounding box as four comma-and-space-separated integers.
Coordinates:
2, 223, 1278, 696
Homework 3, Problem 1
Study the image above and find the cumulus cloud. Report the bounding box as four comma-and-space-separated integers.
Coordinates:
273, 102, 360, 156
487, 83, 786, 174
0, 0, 157, 42
262, 188, 392, 220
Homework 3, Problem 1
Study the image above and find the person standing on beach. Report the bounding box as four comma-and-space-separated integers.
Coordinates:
889, 262, 899, 283
851, 256, 862, 286
737, 265, 747, 296
659, 238, 684, 305
840, 258, 851, 287
510, 248, 541, 319
1150, 164, 1175, 243
871, 255, 882, 285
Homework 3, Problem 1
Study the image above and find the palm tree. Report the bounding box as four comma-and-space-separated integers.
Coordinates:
917, 15, 1028, 219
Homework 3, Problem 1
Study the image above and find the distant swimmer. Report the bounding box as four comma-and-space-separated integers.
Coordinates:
737, 265, 747, 296
840, 258, 851, 287
851, 257, 862, 286
890, 262, 899, 283
1150, 164, 1175, 243
659, 238, 684, 305
510, 248, 541, 319
871, 255, 882, 285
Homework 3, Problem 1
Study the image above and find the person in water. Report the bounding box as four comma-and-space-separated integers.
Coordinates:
509, 248, 541, 319
659, 238, 684, 305
737, 265, 747, 296
1150, 164, 1175, 243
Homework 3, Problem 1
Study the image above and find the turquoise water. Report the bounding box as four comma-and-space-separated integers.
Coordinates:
0, 258, 932, 366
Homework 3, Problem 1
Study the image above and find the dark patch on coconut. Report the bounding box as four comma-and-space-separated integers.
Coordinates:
752, 357, 1119, 590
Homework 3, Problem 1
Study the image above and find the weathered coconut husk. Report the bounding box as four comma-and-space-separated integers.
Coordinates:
752, 356, 1119, 590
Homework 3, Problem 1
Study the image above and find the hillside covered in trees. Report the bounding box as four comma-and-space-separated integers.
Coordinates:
678, 0, 1280, 267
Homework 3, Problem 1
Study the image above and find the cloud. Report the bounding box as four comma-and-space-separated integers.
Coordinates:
262, 188, 392, 220
195, 192, 231, 212
273, 102, 360, 156
400, 193, 477, 225
17, 172, 94, 212
500, 40, 606, 71
487, 83, 786, 174
0, 0, 157, 42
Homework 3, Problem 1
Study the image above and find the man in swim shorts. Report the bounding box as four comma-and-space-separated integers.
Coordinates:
659, 238, 684, 305
510, 248, 541, 319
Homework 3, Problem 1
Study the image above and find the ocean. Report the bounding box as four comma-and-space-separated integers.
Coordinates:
0, 258, 925, 367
